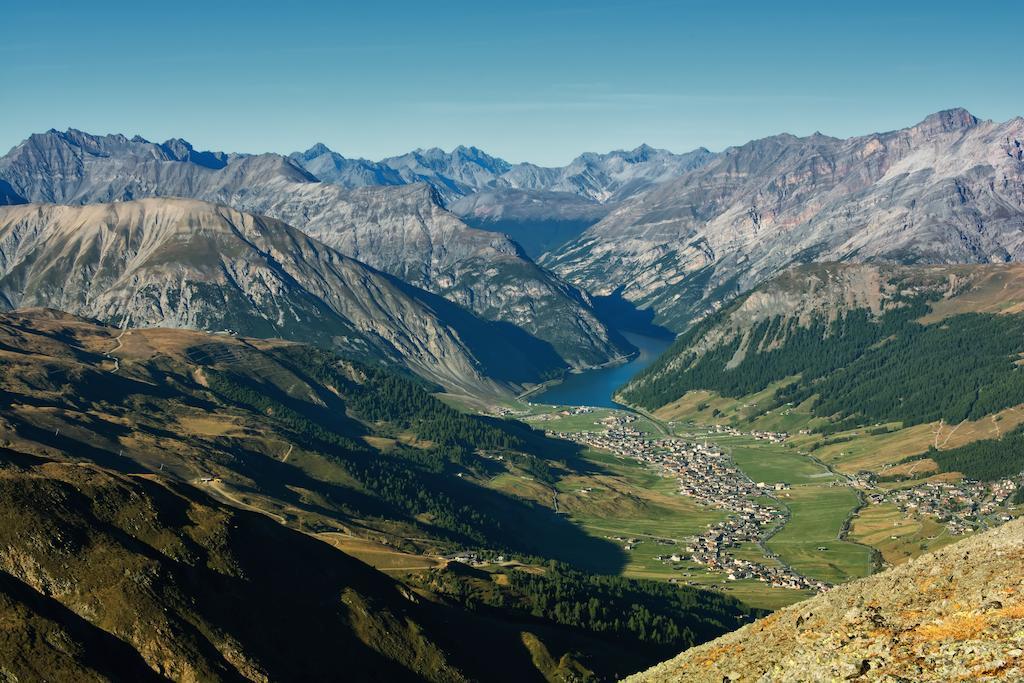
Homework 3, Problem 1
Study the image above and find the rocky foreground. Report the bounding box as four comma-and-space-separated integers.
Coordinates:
629, 517, 1024, 682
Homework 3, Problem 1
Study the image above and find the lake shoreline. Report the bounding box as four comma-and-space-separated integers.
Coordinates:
528, 331, 674, 408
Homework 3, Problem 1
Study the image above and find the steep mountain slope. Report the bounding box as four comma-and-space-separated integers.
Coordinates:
629, 517, 1024, 682
0, 309, 625, 558
450, 188, 612, 258
0, 199, 567, 393
0, 310, 755, 681
0, 130, 628, 371
546, 109, 1024, 330
619, 263, 1024, 427
0, 457, 470, 682
268, 184, 631, 369
0, 179, 25, 205
0, 452, 749, 683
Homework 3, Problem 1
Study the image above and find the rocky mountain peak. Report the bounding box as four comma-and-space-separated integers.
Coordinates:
622, 143, 658, 162
157, 138, 228, 169
913, 107, 980, 136
545, 110, 1024, 331
299, 142, 338, 159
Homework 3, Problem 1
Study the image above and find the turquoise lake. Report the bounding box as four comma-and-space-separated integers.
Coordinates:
534, 332, 674, 408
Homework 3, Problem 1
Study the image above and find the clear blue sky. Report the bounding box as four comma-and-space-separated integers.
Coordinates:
5, 0, 1022, 165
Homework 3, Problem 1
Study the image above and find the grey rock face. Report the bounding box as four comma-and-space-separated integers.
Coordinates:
288, 144, 405, 189
500, 144, 716, 203
281, 183, 631, 369
289, 141, 716, 205
378, 145, 514, 202
0, 199, 567, 394
544, 109, 1024, 330
0, 180, 25, 205
0, 130, 629, 370
0, 129, 314, 204
449, 188, 612, 259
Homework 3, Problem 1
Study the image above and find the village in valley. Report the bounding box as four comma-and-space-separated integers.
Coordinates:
525, 404, 1022, 596
552, 421, 831, 591
870, 478, 1019, 536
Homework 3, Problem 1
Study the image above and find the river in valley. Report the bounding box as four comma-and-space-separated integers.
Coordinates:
533, 331, 674, 408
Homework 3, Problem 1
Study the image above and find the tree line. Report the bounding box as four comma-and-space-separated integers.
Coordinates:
421, 561, 756, 657
622, 300, 1024, 432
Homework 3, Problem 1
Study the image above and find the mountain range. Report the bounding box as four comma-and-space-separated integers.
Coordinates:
0, 199, 568, 394
0, 130, 632, 380
544, 108, 1024, 330
3, 108, 1024, 393
289, 141, 714, 204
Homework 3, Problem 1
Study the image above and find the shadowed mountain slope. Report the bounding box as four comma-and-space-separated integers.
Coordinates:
546, 109, 1024, 330
0, 199, 568, 393
0, 130, 631, 371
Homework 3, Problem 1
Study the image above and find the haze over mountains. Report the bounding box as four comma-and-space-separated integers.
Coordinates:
0, 199, 566, 394
289, 141, 714, 204
544, 108, 1024, 329
0, 130, 633, 384
2, 107, 1023, 394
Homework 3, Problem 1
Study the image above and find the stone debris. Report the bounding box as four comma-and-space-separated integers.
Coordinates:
627, 517, 1024, 682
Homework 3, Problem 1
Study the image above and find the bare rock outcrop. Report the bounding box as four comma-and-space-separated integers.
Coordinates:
629, 517, 1024, 682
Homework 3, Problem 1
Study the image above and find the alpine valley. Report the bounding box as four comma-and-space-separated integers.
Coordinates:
2, 108, 1024, 682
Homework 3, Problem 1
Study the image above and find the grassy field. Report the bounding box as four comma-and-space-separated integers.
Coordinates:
766, 484, 875, 584
316, 534, 442, 573
674, 569, 814, 610
550, 447, 814, 609
524, 409, 613, 433
486, 472, 554, 502
704, 434, 839, 486
657, 382, 1024, 477
655, 381, 829, 435
848, 503, 964, 566
525, 407, 662, 435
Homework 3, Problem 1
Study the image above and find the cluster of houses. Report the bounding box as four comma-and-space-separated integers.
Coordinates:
597, 413, 636, 427
681, 517, 829, 591
553, 425, 829, 592
443, 550, 506, 567
709, 424, 789, 443
526, 405, 599, 423
873, 478, 1020, 534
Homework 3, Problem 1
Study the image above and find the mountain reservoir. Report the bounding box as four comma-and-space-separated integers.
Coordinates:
534, 331, 673, 408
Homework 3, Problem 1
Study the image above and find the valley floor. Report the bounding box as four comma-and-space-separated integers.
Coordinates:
489, 394, 1024, 612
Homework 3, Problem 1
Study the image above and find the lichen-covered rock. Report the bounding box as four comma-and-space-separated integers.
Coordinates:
628, 517, 1024, 682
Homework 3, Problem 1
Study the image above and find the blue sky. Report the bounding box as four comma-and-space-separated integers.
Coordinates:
5, 0, 1022, 165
